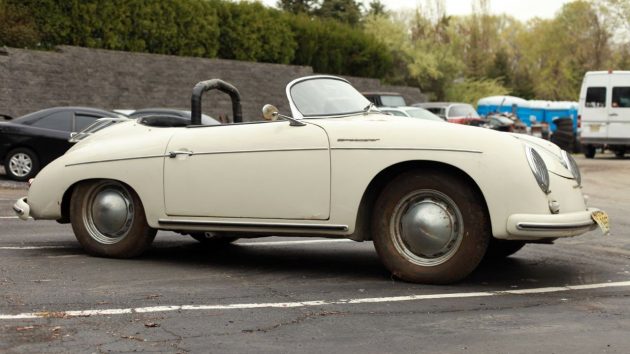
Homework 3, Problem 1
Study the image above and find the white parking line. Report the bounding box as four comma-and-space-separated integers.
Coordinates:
0, 239, 354, 251
1, 280, 629, 320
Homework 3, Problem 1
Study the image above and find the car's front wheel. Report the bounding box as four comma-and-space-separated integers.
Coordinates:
70, 180, 156, 258
372, 170, 490, 284
4, 148, 39, 181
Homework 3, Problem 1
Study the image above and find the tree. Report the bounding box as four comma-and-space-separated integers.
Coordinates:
0, 0, 40, 47
365, 0, 387, 17
276, 0, 318, 15
316, 0, 362, 25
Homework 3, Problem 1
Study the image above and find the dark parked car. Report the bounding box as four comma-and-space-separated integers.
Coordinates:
129, 108, 221, 125
0, 107, 120, 181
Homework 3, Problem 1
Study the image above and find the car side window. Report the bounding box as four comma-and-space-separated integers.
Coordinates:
31, 111, 72, 131
585, 87, 606, 108
612, 87, 630, 108
74, 114, 100, 131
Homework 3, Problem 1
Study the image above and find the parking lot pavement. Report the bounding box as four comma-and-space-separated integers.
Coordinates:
1, 154, 630, 353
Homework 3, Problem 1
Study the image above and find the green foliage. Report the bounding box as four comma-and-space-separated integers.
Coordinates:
445, 78, 509, 105
316, 0, 362, 25
214, 1, 296, 64
0, 0, 40, 47
289, 14, 392, 77
277, 0, 319, 14
0, 0, 388, 78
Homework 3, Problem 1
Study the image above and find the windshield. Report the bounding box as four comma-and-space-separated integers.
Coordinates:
449, 104, 480, 118
405, 108, 444, 121
289, 77, 371, 118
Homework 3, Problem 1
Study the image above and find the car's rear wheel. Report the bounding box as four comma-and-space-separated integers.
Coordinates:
372, 170, 490, 284
484, 239, 526, 259
70, 180, 156, 258
190, 232, 239, 246
4, 148, 39, 181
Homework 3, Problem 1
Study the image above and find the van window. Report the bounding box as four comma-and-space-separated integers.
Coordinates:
612, 87, 630, 108
585, 87, 606, 108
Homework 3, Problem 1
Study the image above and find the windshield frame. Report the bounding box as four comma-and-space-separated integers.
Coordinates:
286, 75, 372, 119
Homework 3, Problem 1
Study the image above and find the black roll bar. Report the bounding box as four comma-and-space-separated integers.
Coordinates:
190, 79, 242, 125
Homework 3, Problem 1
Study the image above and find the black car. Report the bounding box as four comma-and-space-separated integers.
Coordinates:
0, 107, 120, 181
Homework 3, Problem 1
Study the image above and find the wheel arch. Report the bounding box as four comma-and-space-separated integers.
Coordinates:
349, 160, 490, 241
58, 178, 145, 224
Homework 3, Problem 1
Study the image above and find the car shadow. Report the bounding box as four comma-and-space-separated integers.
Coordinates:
125, 241, 588, 288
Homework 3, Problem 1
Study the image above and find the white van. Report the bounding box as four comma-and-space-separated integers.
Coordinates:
579, 71, 630, 158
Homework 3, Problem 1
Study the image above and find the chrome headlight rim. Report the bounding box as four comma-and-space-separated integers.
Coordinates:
525, 145, 550, 194
561, 150, 582, 186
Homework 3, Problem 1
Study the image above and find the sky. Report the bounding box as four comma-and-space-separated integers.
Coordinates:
260, 0, 574, 22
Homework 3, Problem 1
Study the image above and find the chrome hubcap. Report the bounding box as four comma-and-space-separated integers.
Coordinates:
9, 153, 32, 177
391, 190, 463, 266
83, 183, 134, 244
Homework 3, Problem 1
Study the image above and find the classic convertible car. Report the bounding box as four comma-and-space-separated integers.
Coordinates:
13, 76, 608, 284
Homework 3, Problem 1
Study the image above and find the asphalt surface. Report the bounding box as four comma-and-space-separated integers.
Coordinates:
1, 155, 629, 353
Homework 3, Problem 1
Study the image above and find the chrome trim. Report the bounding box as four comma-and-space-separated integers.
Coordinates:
66, 155, 166, 167
192, 147, 328, 156
158, 219, 349, 232
67, 148, 330, 166
169, 150, 194, 158
525, 145, 550, 194
12, 205, 23, 215
516, 220, 594, 231
286, 75, 352, 119
331, 147, 483, 154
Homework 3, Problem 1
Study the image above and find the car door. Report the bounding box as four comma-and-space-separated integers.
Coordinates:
163, 121, 331, 220
581, 75, 609, 141
609, 75, 630, 140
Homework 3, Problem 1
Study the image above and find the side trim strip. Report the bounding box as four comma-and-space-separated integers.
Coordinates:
158, 219, 349, 232
331, 147, 483, 154
516, 220, 594, 231
193, 147, 328, 156
66, 155, 166, 167
66, 148, 328, 166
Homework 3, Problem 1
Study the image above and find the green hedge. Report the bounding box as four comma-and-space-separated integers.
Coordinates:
0, 0, 391, 78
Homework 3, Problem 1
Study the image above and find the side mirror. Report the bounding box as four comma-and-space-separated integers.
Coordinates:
262, 104, 279, 121
261, 104, 305, 126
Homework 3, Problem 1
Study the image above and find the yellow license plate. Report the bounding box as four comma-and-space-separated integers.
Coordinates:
590, 125, 600, 132
591, 211, 610, 235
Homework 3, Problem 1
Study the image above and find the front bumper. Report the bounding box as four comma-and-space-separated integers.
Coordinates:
506, 208, 602, 240
13, 197, 30, 220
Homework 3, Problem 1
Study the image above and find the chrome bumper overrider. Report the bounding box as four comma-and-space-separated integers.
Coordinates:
506, 208, 603, 239
13, 197, 30, 220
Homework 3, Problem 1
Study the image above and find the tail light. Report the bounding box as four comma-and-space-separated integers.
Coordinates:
577, 114, 581, 128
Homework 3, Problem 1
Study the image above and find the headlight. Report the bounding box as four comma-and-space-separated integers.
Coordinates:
560, 150, 582, 186
525, 145, 550, 193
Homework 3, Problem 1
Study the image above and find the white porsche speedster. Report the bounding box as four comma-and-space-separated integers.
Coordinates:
13, 75, 608, 284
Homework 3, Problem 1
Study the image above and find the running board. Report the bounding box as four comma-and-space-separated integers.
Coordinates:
158, 219, 349, 232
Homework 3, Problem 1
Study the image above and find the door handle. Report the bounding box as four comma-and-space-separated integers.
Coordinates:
169, 150, 193, 158
609, 113, 619, 117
